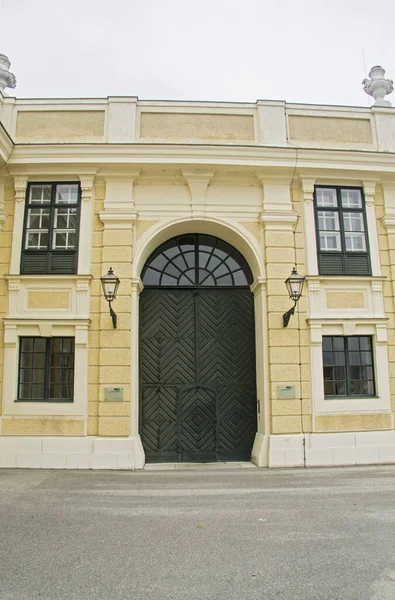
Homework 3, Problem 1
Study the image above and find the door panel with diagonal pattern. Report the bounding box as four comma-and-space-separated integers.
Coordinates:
179, 387, 217, 461
140, 286, 257, 462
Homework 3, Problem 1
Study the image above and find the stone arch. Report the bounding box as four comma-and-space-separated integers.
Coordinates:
130, 217, 269, 467
132, 216, 264, 283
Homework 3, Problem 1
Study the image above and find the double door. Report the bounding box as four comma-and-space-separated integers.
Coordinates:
140, 288, 257, 462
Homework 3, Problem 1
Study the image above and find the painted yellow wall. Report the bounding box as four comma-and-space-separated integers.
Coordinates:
288, 116, 372, 144
314, 414, 391, 432
27, 291, 70, 309
265, 187, 311, 435
326, 292, 365, 309
2, 174, 394, 440
15, 111, 105, 142
88, 186, 132, 437
2, 418, 84, 435
139, 112, 255, 142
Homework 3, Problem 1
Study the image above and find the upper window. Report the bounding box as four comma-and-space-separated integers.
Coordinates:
141, 234, 253, 287
314, 186, 370, 276
18, 337, 75, 402
21, 183, 81, 274
323, 336, 375, 398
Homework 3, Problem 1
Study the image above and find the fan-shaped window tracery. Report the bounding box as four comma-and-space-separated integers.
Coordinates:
141, 234, 253, 287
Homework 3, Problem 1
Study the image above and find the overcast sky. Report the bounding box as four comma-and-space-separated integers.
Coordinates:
1, 0, 394, 107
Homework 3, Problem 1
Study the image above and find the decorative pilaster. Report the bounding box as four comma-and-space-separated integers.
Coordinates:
0, 177, 8, 230
249, 277, 269, 442
74, 325, 90, 436
80, 178, 94, 202
300, 178, 318, 275
78, 175, 95, 275
96, 176, 140, 440
309, 323, 325, 409
376, 322, 388, 343
307, 281, 321, 317
381, 182, 395, 313
362, 180, 381, 276
8, 280, 20, 315
380, 182, 395, 230
182, 169, 214, 218
14, 176, 27, 203
372, 282, 385, 317
76, 280, 90, 318
9, 175, 28, 274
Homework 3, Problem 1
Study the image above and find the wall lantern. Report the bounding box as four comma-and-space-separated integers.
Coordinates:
100, 267, 120, 328
283, 267, 305, 328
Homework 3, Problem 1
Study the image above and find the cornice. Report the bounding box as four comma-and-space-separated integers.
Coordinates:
7, 144, 395, 174
98, 209, 138, 229
381, 216, 395, 231
0, 122, 14, 164
259, 210, 298, 231
305, 275, 386, 283
5, 274, 93, 281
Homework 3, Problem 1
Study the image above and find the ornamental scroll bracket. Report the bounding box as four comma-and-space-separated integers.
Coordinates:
14, 176, 28, 203
182, 169, 215, 218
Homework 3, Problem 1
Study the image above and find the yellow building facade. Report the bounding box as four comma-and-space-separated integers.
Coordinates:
1, 83, 395, 468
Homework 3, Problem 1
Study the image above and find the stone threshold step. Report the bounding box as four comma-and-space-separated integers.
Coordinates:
144, 462, 257, 470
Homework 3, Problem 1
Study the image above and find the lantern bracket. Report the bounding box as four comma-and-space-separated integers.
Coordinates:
109, 302, 117, 329
283, 301, 297, 328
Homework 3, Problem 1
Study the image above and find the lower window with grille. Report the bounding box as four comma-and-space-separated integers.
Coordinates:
322, 336, 375, 397
18, 337, 74, 402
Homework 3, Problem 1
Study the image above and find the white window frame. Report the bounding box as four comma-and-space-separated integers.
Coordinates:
310, 322, 390, 416
2, 321, 89, 421
9, 175, 95, 276
300, 178, 381, 277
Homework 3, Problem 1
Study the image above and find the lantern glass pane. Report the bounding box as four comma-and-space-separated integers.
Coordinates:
285, 270, 304, 300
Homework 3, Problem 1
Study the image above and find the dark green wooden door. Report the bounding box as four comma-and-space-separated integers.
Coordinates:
139, 234, 257, 463
140, 288, 257, 462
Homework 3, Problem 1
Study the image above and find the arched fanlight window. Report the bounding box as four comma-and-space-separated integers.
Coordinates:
141, 234, 253, 287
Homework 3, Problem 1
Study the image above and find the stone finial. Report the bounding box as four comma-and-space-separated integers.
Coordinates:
362, 65, 394, 107
0, 54, 16, 94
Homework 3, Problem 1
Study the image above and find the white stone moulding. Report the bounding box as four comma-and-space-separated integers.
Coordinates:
2, 320, 89, 419
0, 436, 145, 469
268, 432, 395, 468
307, 278, 386, 320
5, 276, 92, 320
7, 144, 395, 172
2, 432, 395, 469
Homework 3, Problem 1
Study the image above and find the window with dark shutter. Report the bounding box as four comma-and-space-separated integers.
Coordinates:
314, 186, 371, 276
21, 183, 80, 274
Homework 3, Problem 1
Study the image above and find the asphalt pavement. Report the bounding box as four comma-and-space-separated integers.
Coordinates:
1, 465, 395, 600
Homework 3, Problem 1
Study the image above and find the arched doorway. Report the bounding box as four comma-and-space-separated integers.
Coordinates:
139, 234, 257, 462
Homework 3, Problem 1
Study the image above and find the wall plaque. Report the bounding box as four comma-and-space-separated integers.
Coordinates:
277, 385, 296, 399
104, 387, 124, 401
